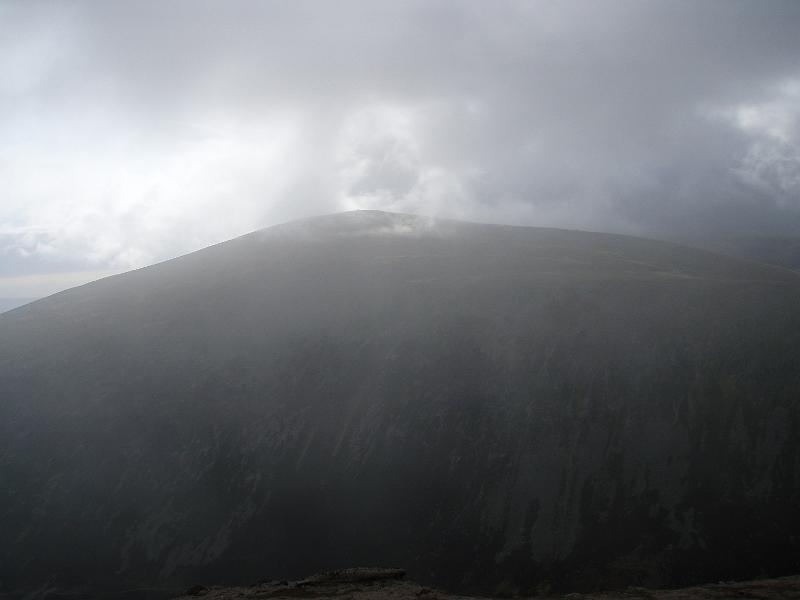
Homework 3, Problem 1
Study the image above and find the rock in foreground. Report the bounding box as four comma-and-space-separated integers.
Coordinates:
173, 569, 800, 600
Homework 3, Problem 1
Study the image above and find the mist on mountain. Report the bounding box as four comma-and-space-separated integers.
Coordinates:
4, 3, 800, 598
2, 211, 799, 598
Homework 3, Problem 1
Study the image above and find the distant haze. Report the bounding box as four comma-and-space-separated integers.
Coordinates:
2, 1, 800, 296
0, 297, 36, 314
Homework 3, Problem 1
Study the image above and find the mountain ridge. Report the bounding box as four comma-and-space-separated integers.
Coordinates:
7, 210, 800, 319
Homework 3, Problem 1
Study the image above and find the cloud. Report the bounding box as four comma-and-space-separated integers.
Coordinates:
3, 0, 800, 289
725, 78, 800, 202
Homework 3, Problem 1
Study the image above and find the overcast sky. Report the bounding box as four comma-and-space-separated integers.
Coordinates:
2, 0, 800, 298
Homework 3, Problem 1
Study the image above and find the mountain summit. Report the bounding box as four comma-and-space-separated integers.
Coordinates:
2, 211, 799, 597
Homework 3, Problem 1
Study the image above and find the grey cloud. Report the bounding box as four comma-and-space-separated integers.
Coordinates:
3, 0, 800, 281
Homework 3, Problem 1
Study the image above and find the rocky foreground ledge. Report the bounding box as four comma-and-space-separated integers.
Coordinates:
173, 568, 800, 600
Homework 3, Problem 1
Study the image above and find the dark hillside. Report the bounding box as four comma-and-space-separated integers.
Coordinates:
2, 211, 799, 597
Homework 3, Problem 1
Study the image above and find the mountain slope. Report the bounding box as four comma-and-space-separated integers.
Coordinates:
680, 235, 800, 272
2, 211, 800, 597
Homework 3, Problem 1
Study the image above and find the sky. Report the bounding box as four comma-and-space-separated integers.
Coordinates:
2, 0, 800, 299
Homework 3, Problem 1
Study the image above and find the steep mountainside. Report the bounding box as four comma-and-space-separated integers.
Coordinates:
2, 211, 800, 598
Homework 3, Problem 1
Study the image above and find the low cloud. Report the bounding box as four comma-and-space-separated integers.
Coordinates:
2, 0, 800, 287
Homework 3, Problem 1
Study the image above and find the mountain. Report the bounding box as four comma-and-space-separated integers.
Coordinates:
677, 236, 800, 272
2, 211, 800, 598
